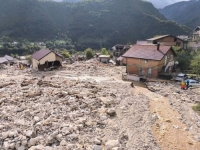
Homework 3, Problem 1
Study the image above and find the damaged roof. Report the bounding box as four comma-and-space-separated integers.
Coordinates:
0, 57, 8, 64
4, 55, 14, 61
122, 44, 173, 61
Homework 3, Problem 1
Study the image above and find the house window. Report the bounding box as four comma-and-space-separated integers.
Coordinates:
139, 67, 142, 75
184, 43, 186, 49
144, 60, 148, 63
148, 67, 152, 75
153, 41, 157, 44
174, 38, 177, 42
176, 42, 180, 46
171, 55, 173, 61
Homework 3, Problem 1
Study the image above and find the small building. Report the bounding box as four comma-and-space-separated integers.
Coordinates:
112, 44, 130, 61
94, 53, 101, 58
147, 34, 188, 49
4, 55, 15, 64
32, 49, 63, 70
122, 44, 176, 78
99, 55, 110, 63
0, 57, 8, 64
192, 26, 200, 42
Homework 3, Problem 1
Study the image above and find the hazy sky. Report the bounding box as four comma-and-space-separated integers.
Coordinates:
54, 0, 190, 8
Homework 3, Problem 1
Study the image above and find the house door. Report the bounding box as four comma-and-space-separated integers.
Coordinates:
139, 67, 142, 76
148, 67, 152, 76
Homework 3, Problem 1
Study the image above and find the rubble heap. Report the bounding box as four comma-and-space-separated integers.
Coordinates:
0, 61, 159, 150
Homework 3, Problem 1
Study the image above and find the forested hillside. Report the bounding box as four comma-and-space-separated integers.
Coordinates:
159, 0, 200, 29
0, 0, 190, 50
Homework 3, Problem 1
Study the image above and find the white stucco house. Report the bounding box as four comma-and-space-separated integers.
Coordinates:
98, 55, 110, 63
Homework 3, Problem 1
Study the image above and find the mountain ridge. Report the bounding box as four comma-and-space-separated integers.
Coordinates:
159, 0, 200, 29
0, 0, 190, 50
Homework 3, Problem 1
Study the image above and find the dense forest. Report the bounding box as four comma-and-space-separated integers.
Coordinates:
0, 0, 190, 52
159, 0, 200, 29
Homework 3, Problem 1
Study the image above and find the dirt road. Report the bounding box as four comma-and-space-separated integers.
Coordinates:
133, 86, 200, 150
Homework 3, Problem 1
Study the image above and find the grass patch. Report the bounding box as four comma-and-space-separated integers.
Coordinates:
192, 103, 200, 113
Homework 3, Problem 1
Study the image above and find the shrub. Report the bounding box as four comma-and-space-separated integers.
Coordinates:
192, 103, 200, 113
85, 48, 94, 59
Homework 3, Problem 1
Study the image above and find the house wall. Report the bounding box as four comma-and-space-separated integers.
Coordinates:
125, 49, 175, 78
100, 57, 110, 63
39, 52, 56, 64
126, 58, 160, 78
32, 58, 39, 69
55, 55, 63, 64
147, 36, 186, 49
156, 37, 184, 48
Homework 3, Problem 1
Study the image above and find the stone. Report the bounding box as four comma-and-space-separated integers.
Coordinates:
3, 141, 9, 150
25, 130, 34, 138
29, 138, 38, 147
112, 147, 121, 150
100, 115, 108, 121
107, 108, 116, 116
56, 134, 63, 142
93, 145, 102, 150
33, 116, 40, 122
21, 140, 28, 146
2, 132, 9, 139
62, 127, 70, 135
28, 145, 52, 150
94, 138, 101, 145
67, 144, 76, 149
9, 131, 17, 137
18, 146, 25, 150
9, 143, 15, 149
60, 140, 67, 146
15, 143, 21, 149
105, 140, 119, 150
47, 135, 54, 144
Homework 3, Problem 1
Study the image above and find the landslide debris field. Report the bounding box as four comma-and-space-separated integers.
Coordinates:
0, 60, 200, 150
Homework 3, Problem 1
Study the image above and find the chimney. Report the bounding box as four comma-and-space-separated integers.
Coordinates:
157, 43, 160, 50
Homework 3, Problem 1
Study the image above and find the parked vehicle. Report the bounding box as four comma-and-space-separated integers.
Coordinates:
185, 79, 200, 87
175, 73, 188, 82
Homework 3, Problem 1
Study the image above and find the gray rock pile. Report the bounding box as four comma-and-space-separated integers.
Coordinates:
0, 61, 159, 149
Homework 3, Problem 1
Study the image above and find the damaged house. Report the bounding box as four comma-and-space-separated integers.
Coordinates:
32, 49, 63, 70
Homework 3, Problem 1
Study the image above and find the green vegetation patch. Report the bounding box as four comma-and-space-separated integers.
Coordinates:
192, 103, 200, 113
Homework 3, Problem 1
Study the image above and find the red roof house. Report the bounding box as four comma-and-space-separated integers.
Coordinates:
122, 44, 176, 78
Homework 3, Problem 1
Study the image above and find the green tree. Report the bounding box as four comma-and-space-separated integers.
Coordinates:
190, 52, 200, 74
62, 51, 71, 58
173, 46, 194, 70
85, 48, 94, 59
101, 48, 109, 55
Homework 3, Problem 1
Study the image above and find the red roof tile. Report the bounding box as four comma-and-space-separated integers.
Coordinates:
122, 44, 172, 61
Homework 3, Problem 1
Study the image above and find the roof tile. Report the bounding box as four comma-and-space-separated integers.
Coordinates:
122, 44, 171, 61
32, 49, 51, 61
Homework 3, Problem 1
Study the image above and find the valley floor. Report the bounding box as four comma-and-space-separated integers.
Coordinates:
0, 59, 200, 150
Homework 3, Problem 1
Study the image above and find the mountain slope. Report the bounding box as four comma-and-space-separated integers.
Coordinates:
0, 0, 190, 49
159, 0, 200, 29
